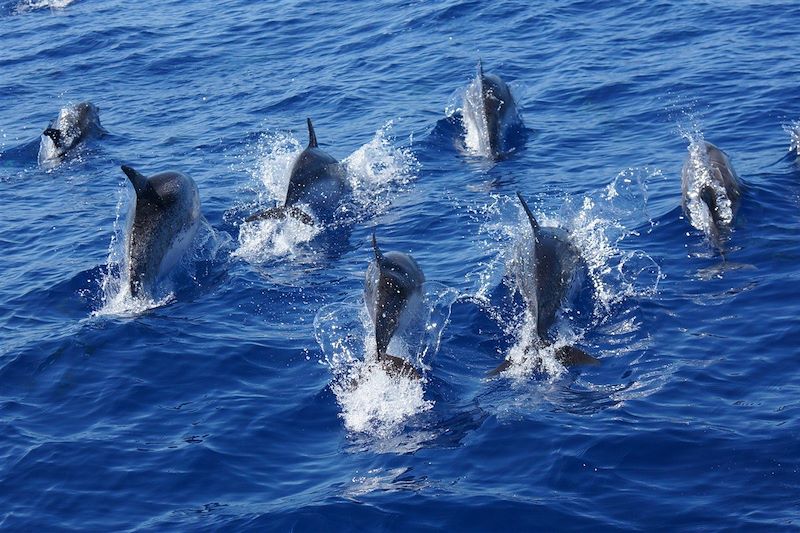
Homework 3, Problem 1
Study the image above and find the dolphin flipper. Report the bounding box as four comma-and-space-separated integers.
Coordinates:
306, 117, 318, 149
43, 128, 63, 148
554, 345, 600, 366
487, 345, 599, 377
377, 353, 421, 380
245, 205, 314, 225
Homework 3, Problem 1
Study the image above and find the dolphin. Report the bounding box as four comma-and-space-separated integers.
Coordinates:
681, 141, 742, 245
463, 59, 521, 158
364, 233, 425, 379
122, 165, 201, 298
38, 102, 104, 165
491, 193, 599, 375
246, 118, 347, 225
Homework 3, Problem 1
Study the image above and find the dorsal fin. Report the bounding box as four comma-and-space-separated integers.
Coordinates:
43, 128, 63, 148
121, 165, 152, 199
516, 192, 540, 240
477, 58, 484, 79
371, 230, 384, 263
306, 117, 318, 148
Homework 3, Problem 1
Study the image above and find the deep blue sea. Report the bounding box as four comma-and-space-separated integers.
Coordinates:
2, 0, 800, 530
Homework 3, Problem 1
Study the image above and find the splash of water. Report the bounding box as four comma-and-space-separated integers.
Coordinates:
784, 120, 800, 158
314, 283, 456, 436
234, 122, 418, 263
14, 0, 74, 13
473, 175, 661, 378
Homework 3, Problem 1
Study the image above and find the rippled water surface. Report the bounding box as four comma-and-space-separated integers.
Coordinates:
2, 0, 800, 530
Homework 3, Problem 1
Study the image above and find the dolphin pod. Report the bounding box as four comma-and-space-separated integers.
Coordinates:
246, 118, 348, 226
364, 233, 425, 379
38, 101, 104, 166
122, 165, 201, 298
38, 58, 776, 386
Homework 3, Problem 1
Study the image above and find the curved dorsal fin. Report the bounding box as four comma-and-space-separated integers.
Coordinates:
306, 117, 318, 148
371, 230, 384, 263
121, 165, 164, 207
516, 192, 540, 240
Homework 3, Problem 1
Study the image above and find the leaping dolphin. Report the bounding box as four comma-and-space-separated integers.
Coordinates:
491, 193, 599, 375
246, 118, 347, 225
681, 140, 742, 246
364, 233, 425, 379
463, 60, 521, 158
122, 165, 201, 298
38, 102, 104, 165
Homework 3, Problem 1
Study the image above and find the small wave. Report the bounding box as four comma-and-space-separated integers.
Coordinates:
315, 282, 456, 437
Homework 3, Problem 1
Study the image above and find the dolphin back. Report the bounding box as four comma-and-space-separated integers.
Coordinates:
124, 166, 201, 297
282, 119, 347, 216
364, 234, 425, 378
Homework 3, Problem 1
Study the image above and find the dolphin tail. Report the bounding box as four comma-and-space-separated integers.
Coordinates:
306, 117, 318, 148
377, 352, 421, 380
516, 192, 541, 238
43, 128, 63, 148
554, 345, 600, 366
245, 205, 315, 225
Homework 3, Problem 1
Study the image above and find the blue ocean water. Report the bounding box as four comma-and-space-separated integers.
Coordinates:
2, 0, 800, 529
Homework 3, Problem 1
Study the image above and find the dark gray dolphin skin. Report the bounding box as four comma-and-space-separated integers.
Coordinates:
39, 102, 103, 164
681, 141, 742, 245
472, 59, 520, 158
122, 165, 201, 298
246, 118, 347, 225
491, 193, 599, 375
364, 233, 426, 379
